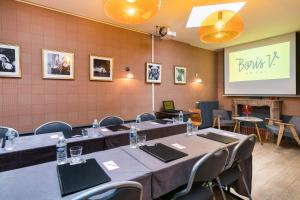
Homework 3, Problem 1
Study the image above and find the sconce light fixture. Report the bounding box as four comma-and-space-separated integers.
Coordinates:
125, 67, 134, 79
195, 73, 203, 83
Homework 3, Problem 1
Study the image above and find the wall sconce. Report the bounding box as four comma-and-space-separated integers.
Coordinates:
194, 73, 202, 83
125, 67, 134, 79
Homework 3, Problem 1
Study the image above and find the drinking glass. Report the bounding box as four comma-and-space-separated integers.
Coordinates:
81, 129, 88, 137
5, 130, 18, 151
0, 138, 4, 152
70, 146, 83, 164
192, 125, 199, 135
137, 134, 146, 146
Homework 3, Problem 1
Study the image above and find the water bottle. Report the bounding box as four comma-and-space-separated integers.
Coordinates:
56, 137, 67, 165
129, 125, 138, 148
92, 119, 98, 137
186, 118, 193, 136
179, 111, 184, 123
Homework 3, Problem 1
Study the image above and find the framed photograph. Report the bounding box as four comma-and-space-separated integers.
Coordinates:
0, 43, 21, 78
146, 62, 162, 83
42, 49, 74, 79
90, 55, 113, 81
174, 66, 187, 84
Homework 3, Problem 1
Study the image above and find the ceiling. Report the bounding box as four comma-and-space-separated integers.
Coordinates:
17, 0, 300, 51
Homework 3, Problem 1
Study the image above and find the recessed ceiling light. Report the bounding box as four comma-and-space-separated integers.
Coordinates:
186, 2, 246, 28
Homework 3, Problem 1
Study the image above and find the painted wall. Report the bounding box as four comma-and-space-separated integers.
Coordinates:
217, 51, 300, 116
0, 0, 217, 133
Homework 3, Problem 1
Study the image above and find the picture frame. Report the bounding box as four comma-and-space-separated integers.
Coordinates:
174, 66, 187, 84
146, 62, 162, 83
42, 49, 74, 80
0, 43, 21, 78
90, 55, 113, 81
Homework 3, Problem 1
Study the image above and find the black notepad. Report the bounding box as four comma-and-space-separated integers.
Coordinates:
57, 158, 111, 196
153, 119, 171, 125
140, 143, 188, 163
62, 129, 83, 139
197, 132, 239, 144
105, 125, 130, 132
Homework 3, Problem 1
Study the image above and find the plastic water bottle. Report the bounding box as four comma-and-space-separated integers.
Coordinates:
186, 118, 193, 136
56, 137, 67, 165
179, 111, 184, 123
92, 119, 98, 137
129, 125, 138, 148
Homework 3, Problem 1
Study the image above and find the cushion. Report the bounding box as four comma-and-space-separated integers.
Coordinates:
289, 117, 300, 131
219, 166, 241, 187
266, 125, 300, 139
220, 119, 234, 126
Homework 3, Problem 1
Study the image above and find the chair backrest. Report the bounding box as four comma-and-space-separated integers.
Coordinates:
71, 181, 143, 200
136, 112, 156, 122
172, 148, 228, 199
289, 116, 300, 131
99, 116, 124, 127
0, 126, 19, 148
213, 109, 230, 120
197, 101, 219, 128
226, 134, 256, 170
34, 121, 72, 135
0, 127, 8, 148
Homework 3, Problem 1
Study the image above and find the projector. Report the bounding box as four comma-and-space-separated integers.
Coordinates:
156, 26, 176, 39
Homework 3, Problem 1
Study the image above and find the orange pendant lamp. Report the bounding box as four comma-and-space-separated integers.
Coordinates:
199, 10, 244, 43
104, 0, 161, 24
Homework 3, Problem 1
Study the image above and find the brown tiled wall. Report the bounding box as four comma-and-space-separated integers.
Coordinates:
217, 51, 300, 116
0, 0, 217, 133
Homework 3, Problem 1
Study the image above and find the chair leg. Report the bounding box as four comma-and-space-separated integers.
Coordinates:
276, 125, 285, 147
218, 118, 221, 130
216, 177, 226, 200
289, 126, 300, 146
237, 165, 252, 200
208, 182, 216, 200
213, 117, 217, 128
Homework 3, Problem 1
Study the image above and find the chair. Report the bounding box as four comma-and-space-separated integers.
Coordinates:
34, 121, 72, 135
0, 126, 19, 148
99, 116, 124, 127
266, 116, 300, 146
197, 101, 219, 129
188, 108, 202, 127
136, 112, 156, 122
212, 110, 236, 130
219, 134, 256, 200
163, 148, 229, 200
71, 181, 143, 200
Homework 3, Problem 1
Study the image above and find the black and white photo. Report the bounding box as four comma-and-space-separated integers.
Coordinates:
90, 55, 113, 81
0, 43, 21, 78
42, 49, 74, 79
146, 62, 162, 83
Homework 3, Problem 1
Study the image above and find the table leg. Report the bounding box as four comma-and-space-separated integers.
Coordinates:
233, 121, 238, 133
254, 122, 263, 145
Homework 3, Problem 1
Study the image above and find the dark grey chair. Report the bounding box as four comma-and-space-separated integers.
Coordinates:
212, 109, 235, 130
266, 116, 300, 147
163, 148, 229, 200
0, 127, 8, 148
34, 121, 72, 135
136, 112, 156, 122
71, 181, 143, 200
219, 134, 256, 200
99, 116, 124, 127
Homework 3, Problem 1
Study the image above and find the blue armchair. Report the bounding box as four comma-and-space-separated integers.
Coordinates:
266, 116, 300, 147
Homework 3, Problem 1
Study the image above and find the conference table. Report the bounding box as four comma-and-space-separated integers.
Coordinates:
0, 128, 252, 200
0, 120, 186, 172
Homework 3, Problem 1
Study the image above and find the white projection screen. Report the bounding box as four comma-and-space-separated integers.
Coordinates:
224, 33, 296, 95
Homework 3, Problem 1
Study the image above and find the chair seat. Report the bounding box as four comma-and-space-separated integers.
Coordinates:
220, 120, 234, 126
161, 183, 213, 200
219, 166, 241, 187
266, 125, 300, 139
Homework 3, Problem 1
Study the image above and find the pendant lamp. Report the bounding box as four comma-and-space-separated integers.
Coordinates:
104, 0, 161, 24
199, 10, 244, 43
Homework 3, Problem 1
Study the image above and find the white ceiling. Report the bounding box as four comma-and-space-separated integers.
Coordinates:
17, 0, 300, 51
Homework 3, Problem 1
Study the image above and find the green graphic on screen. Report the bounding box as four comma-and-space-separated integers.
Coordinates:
229, 41, 290, 82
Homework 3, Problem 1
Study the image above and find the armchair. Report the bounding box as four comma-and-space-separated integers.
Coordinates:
212, 109, 237, 130
266, 116, 300, 147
